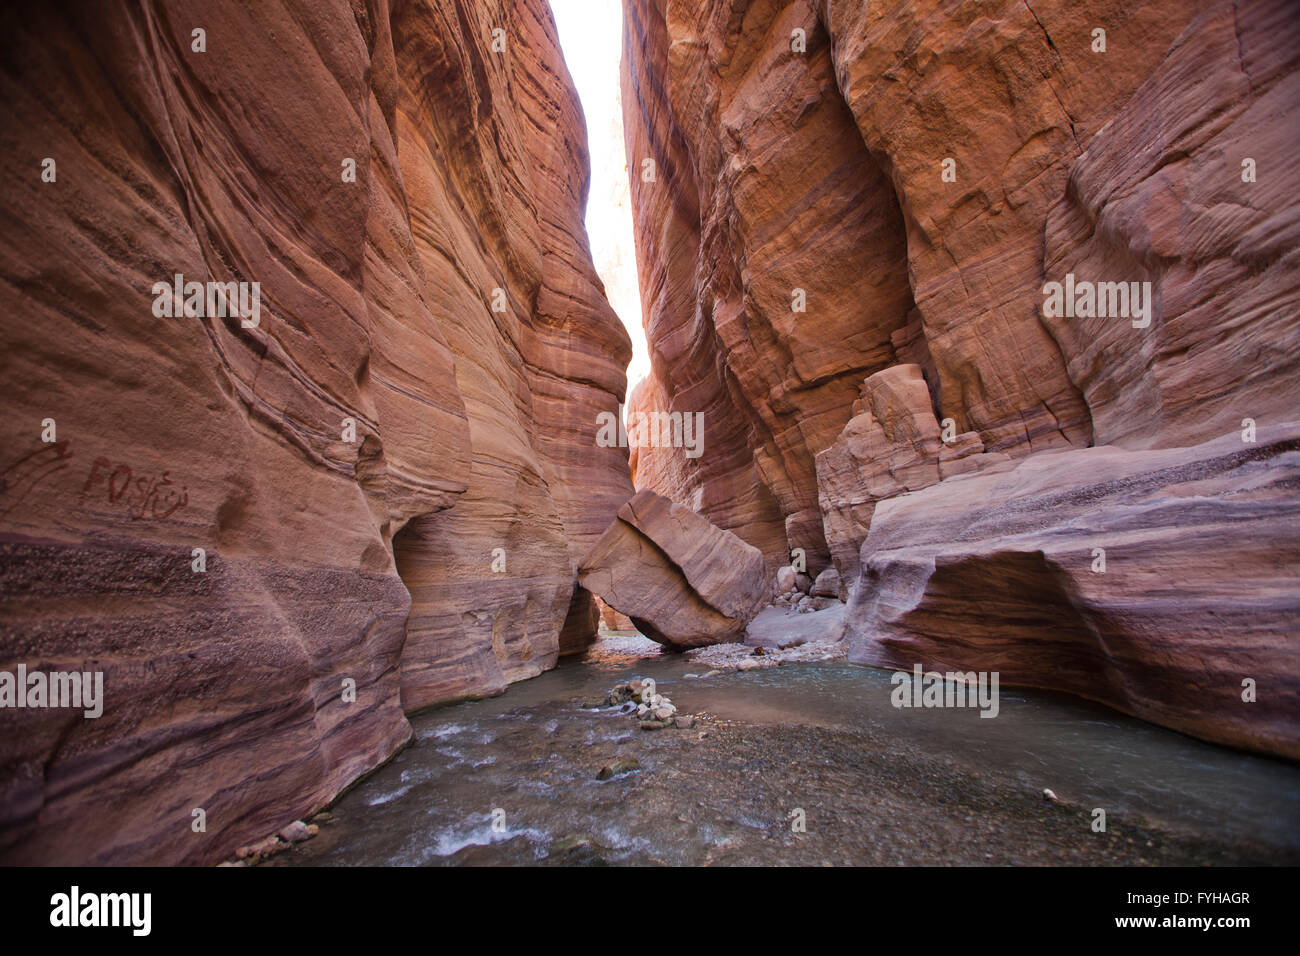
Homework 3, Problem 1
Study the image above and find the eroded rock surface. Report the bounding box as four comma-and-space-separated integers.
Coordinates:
623, 0, 1300, 755
622, 0, 1204, 567
1042, 0, 1300, 450
0, 0, 630, 864
847, 424, 1300, 760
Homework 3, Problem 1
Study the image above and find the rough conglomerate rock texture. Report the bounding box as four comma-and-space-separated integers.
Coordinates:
623, 0, 1300, 756
0, 0, 631, 864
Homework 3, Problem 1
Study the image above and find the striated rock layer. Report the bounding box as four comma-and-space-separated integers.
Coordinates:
621, 0, 1207, 565
815, 363, 1001, 586
0, 0, 631, 864
624, 0, 1300, 756
847, 425, 1300, 760
1041, 0, 1300, 450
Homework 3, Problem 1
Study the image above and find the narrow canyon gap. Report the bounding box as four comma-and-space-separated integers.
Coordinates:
619, 0, 1300, 759
0, 0, 1297, 868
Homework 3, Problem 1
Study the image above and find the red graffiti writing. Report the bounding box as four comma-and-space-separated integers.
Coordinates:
79, 457, 188, 520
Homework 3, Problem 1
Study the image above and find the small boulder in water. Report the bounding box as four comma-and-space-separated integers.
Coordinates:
596, 759, 641, 780
607, 683, 635, 706
1042, 788, 1058, 803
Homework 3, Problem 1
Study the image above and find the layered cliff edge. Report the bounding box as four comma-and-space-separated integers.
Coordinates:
623, 0, 1300, 757
0, 0, 631, 864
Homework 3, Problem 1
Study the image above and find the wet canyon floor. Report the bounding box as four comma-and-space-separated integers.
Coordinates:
269, 633, 1300, 866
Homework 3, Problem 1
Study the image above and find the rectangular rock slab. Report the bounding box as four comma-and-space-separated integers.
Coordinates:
579, 490, 768, 648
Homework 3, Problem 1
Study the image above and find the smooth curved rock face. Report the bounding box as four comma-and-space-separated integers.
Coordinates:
624, 0, 1299, 755
847, 424, 1300, 761
622, 0, 916, 570
0, 0, 629, 864
1043, 0, 1300, 451
579, 491, 767, 648
621, 0, 1202, 566
627, 343, 791, 568
386, 0, 634, 710
813, 0, 1202, 454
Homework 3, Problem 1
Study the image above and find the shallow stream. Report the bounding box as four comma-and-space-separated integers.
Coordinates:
270, 634, 1300, 866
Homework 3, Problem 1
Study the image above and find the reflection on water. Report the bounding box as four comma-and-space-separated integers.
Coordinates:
270, 633, 1300, 866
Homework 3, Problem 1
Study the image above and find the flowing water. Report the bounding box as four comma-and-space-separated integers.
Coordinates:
270, 633, 1300, 866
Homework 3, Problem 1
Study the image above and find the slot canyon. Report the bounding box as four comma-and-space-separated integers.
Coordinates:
0, 0, 1297, 870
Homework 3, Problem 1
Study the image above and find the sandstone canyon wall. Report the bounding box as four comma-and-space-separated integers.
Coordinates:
0, 0, 631, 863
622, 0, 1300, 757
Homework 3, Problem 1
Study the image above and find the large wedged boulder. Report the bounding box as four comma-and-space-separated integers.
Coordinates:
578, 490, 767, 648
847, 424, 1300, 761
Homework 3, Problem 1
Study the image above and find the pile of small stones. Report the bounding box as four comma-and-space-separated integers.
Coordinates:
601, 678, 695, 731
222, 814, 327, 865
772, 590, 837, 613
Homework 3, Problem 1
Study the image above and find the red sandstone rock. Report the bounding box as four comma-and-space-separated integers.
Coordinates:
816, 365, 943, 587
0, 0, 1294, 865
623, 0, 915, 570
1043, 0, 1300, 451
847, 423, 1300, 761
622, 0, 1203, 559
0, 0, 629, 864
578, 490, 767, 648
817, 364, 1010, 588
623, 0, 1300, 758
596, 598, 636, 633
